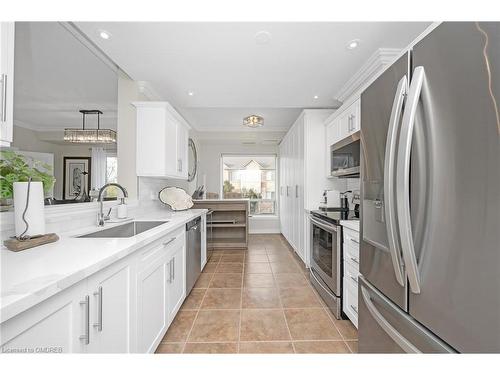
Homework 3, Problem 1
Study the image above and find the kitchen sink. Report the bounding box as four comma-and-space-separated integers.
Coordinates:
77, 221, 168, 238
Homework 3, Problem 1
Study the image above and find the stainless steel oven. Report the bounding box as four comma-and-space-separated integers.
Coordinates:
309, 213, 342, 318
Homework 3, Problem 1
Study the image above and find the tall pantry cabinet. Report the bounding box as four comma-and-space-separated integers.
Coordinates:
279, 110, 333, 264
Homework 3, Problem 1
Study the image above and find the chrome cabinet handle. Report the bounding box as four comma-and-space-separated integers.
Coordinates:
350, 238, 359, 244
172, 257, 175, 280
93, 287, 103, 332
163, 237, 175, 246
79, 295, 90, 345
350, 304, 358, 313
167, 260, 171, 283
383, 75, 408, 288
1, 74, 7, 122
350, 275, 358, 283
397, 66, 426, 294
350, 257, 359, 264
295, 185, 299, 198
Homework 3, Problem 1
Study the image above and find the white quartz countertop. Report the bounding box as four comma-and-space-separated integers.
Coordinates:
0, 209, 207, 324
340, 220, 360, 232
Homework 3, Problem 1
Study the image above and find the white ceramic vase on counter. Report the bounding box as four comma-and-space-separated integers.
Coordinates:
13, 181, 45, 237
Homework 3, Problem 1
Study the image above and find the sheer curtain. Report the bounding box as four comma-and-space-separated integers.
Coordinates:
91, 147, 106, 190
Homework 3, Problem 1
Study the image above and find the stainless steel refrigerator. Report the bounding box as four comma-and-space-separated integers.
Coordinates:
359, 22, 500, 353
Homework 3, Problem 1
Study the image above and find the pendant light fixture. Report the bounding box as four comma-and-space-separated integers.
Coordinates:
64, 110, 117, 144
243, 114, 264, 128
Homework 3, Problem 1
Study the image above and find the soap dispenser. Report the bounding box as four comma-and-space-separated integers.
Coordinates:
117, 197, 127, 219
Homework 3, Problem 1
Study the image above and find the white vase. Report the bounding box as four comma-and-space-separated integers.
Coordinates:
13, 181, 45, 237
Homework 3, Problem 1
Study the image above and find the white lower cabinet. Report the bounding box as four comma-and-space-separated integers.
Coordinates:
166, 236, 186, 321
136, 252, 169, 353
136, 229, 186, 353
86, 257, 135, 353
0, 223, 194, 353
0, 281, 88, 353
342, 226, 360, 328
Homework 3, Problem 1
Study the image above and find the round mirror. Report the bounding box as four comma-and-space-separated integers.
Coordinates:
187, 138, 198, 182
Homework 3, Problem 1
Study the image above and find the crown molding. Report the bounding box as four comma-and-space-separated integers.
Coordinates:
136, 81, 163, 101
334, 48, 401, 104
61, 22, 119, 74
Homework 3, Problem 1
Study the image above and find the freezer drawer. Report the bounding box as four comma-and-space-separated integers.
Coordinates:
358, 277, 454, 353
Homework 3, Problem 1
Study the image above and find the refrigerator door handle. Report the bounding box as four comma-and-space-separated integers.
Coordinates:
396, 66, 426, 294
383, 75, 408, 287
361, 284, 419, 353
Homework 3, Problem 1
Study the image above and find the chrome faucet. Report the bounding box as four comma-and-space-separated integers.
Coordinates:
97, 183, 128, 226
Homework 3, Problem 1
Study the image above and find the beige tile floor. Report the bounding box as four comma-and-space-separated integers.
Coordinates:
155, 234, 358, 354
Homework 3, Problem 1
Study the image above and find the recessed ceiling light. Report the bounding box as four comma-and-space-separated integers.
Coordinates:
347, 39, 360, 50
313, 95, 319, 99
255, 31, 272, 45
99, 30, 111, 40
187, 91, 194, 96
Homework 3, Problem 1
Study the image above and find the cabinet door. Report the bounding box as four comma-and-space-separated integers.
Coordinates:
0, 22, 15, 146
338, 110, 351, 140
164, 112, 179, 177
279, 140, 286, 237
297, 121, 305, 260
136, 253, 169, 353
200, 214, 207, 269
87, 258, 135, 353
166, 236, 186, 322
176, 123, 189, 179
0, 281, 88, 353
349, 99, 360, 134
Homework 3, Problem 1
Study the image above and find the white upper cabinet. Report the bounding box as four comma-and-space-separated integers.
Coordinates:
0, 22, 15, 146
339, 99, 360, 136
133, 101, 190, 179
280, 110, 334, 264
325, 98, 360, 178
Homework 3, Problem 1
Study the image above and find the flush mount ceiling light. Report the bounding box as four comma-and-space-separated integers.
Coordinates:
99, 30, 111, 40
64, 110, 117, 144
243, 115, 264, 128
347, 39, 360, 50
255, 31, 271, 45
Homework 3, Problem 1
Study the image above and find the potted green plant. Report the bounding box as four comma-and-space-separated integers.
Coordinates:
0, 150, 56, 211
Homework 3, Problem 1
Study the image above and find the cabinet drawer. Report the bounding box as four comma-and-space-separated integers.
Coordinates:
344, 260, 359, 285
138, 227, 185, 266
343, 227, 360, 248
344, 241, 359, 267
343, 274, 359, 328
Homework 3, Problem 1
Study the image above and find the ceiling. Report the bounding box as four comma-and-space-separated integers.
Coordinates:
14, 22, 118, 132
75, 22, 430, 133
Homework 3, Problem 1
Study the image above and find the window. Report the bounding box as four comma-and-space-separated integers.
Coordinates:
106, 155, 118, 183
221, 155, 277, 215
104, 154, 118, 197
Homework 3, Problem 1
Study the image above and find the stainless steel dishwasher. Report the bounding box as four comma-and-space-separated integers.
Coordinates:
186, 217, 202, 294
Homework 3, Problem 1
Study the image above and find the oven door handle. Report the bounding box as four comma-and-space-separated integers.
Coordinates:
310, 216, 337, 233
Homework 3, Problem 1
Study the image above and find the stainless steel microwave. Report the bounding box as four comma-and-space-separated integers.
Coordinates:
330, 134, 360, 177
